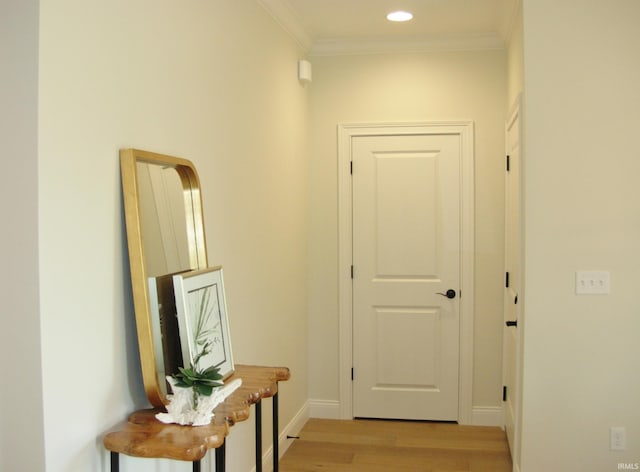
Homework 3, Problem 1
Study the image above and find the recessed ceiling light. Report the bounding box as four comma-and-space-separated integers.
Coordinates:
387, 11, 413, 22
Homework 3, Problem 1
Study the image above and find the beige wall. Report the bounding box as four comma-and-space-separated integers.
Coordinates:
32, 0, 308, 470
507, 4, 524, 110
307, 50, 507, 410
520, 0, 640, 469
0, 1, 45, 471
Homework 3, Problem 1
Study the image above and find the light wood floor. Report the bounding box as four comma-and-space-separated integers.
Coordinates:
279, 418, 512, 472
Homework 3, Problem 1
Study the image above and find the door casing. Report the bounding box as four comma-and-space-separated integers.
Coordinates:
337, 122, 475, 423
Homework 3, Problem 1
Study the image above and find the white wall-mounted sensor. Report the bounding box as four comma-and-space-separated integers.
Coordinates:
298, 60, 312, 83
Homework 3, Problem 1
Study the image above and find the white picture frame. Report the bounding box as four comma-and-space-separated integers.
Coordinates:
173, 266, 234, 379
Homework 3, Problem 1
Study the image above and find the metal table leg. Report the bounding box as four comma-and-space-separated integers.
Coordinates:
110, 452, 119, 472
255, 400, 263, 472
273, 392, 279, 472
215, 442, 226, 472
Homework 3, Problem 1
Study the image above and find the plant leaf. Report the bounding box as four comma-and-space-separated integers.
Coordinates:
196, 384, 214, 396
202, 366, 223, 380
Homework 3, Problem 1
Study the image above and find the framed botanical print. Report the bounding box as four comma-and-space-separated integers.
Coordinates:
172, 266, 234, 379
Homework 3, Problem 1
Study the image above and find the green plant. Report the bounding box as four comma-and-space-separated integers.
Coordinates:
172, 364, 223, 396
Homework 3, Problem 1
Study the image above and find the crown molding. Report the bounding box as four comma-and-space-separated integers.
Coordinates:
258, 0, 507, 57
310, 33, 505, 57
499, 0, 522, 44
256, 0, 313, 52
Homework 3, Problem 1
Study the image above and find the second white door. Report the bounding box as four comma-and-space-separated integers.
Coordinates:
352, 132, 462, 421
503, 100, 522, 462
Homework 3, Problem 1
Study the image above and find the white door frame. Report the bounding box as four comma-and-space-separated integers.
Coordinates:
337, 122, 475, 424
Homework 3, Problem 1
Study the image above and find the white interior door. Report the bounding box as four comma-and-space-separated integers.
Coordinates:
503, 101, 522, 461
352, 133, 461, 421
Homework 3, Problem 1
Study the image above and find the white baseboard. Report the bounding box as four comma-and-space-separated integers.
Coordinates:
252, 400, 310, 472
471, 406, 504, 428
306, 399, 503, 429
305, 399, 503, 427
308, 399, 341, 419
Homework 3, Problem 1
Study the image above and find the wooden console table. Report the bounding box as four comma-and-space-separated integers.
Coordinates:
104, 365, 290, 472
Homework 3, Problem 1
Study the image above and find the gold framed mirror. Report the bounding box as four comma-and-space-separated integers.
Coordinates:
120, 149, 208, 406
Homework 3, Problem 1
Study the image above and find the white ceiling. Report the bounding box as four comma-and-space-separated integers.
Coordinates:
259, 0, 520, 55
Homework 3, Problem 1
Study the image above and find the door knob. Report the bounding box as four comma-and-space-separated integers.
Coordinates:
437, 289, 457, 299
505, 320, 518, 327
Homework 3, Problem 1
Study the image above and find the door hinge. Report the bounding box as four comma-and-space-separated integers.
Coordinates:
350, 161, 353, 175
351, 265, 354, 279
505, 272, 510, 288
503, 385, 507, 402
506, 155, 510, 172
351, 367, 354, 381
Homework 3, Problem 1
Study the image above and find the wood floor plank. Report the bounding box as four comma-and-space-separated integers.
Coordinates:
279, 418, 512, 472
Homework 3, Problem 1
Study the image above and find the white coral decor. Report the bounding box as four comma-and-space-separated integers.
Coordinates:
156, 377, 242, 426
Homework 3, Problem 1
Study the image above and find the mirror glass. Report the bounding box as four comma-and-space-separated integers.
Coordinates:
120, 149, 208, 406
136, 162, 192, 277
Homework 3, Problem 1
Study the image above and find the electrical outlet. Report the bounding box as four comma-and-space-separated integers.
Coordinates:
611, 426, 626, 451
576, 271, 610, 294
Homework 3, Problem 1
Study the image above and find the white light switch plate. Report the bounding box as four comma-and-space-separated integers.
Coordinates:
610, 426, 626, 451
576, 271, 610, 294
